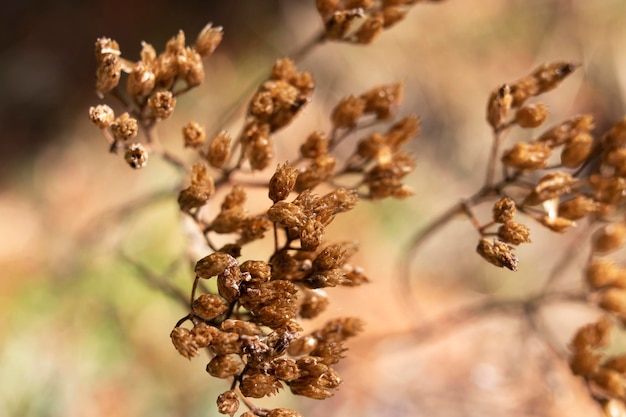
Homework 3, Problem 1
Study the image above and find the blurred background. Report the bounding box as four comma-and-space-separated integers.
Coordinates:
2, 0, 626, 416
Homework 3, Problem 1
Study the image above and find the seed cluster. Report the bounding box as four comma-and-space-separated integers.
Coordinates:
88, 12, 420, 416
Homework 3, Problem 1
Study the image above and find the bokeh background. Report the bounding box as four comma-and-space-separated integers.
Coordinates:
2, 1, 626, 416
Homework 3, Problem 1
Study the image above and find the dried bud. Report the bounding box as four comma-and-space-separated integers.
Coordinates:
386, 115, 420, 150
561, 132, 593, 168
95, 52, 122, 95
178, 163, 215, 211
206, 354, 244, 378
88, 104, 115, 129
126, 61, 156, 97
570, 316, 612, 351
524, 172, 575, 205
603, 116, 626, 149
217, 267, 242, 302
537, 115, 594, 147
570, 348, 603, 376
493, 197, 516, 223
148, 90, 176, 119
191, 322, 217, 348
356, 13, 384, 44
487, 84, 513, 130
587, 260, 619, 289
207, 131, 232, 168
211, 331, 243, 355
267, 202, 306, 228
300, 289, 330, 319
288, 335, 319, 356
124, 143, 148, 169
240, 373, 282, 398
515, 103, 549, 128
360, 82, 403, 120
301, 131, 329, 158
195, 23, 223, 57
476, 239, 518, 271
221, 319, 262, 336
497, 221, 531, 245
600, 288, 626, 320
216, 390, 239, 416
593, 222, 626, 254
501, 141, 552, 170
192, 293, 229, 320
170, 327, 199, 359
331, 95, 366, 128
110, 112, 138, 141
558, 195, 599, 220
510, 62, 579, 107
272, 358, 301, 382
604, 354, 626, 374
195, 252, 238, 279
182, 121, 206, 149
269, 162, 299, 203
295, 155, 336, 192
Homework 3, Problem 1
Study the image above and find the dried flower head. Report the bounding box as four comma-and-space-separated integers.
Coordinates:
89, 104, 115, 129
124, 143, 148, 169
476, 238, 519, 271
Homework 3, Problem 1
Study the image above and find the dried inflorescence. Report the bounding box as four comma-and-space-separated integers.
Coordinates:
88, 10, 423, 415
316, 0, 444, 44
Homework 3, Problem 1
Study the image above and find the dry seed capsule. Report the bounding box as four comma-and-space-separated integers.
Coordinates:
195, 23, 223, 57
216, 390, 239, 416
501, 142, 551, 170
539, 215, 575, 233
524, 172, 574, 206
558, 195, 598, 220
240, 373, 282, 398
148, 90, 176, 119
207, 131, 232, 168
515, 103, 549, 128
269, 162, 298, 203
600, 288, 626, 317
486, 84, 512, 130
206, 354, 244, 378
331, 95, 366, 128
590, 368, 626, 398
476, 239, 518, 271
110, 112, 138, 141
126, 61, 156, 97
182, 121, 206, 149
493, 197, 516, 223
587, 259, 618, 289
170, 327, 199, 359
569, 348, 602, 377
88, 104, 115, 129
602, 116, 626, 149
124, 143, 148, 169
195, 252, 238, 279
356, 13, 384, 44
570, 316, 612, 351
561, 132, 593, 168
192, 294, 228, 320
497, 221, 531, 245
593, 222, 626, 253
360, 82, 403, 120
267, 408, 303, 417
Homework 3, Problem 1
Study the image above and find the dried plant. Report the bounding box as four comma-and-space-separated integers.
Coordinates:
87, 2, 626, 416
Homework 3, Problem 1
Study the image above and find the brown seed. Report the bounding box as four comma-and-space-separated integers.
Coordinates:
192, 294, 229, 320
269, 162, 299, 203
492, 197, 517, 223
593, 222, 626, 253
561, 132, 593, 168
476, 239, 519, 271
515, 103, 549, 128
206, 354, 244, 378
216, 390, 239, 416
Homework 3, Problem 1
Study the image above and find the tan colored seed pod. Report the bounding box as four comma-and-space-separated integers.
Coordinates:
558, 195, 599, 220
487, 84, 513, 130
331, 95, 366, 128
570, 316, 612, 351
569, 348, 603, 376
192, 294, 228, 320
591, 368, 626, 398
267, 408, 303, 417
593, 222, 626, 254
195, 23, 223, 57
110, 112, 138, 141
240, 373, 282, 398
360, 82, 403, 120
206, 354, 244, 378
269, 162, 299, 203
191, 322, 217, 348
382, 6, 408, 28
300, 131, 329, 158
170, 327, 199, 359
124, 143, 148, 169
515, 103, 549, 128
356, 13, 384, 44
493, 197, 517, 223
148, 90, 176, 119
501, 141, 552, 170
587, 259, 619, 289
216, 390, 239, 416
602, 116, 626, 150
182, 121, 206, 149
524, 172, 575, 206
88, 104, 115, 129
300, 289, 330, 319
497, 221, 531, 245
600, 288, 626, 318
127, 61, 156, 97
476, 239, 518, 271
562, 132, 593, 168
195, 252, 238, 279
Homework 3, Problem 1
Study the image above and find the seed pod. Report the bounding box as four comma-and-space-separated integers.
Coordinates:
269, 162, 299, 203
206, 354, 244, 378
515, 103, 549, 128
195, 252, 238, 279
570, 316, 612, 351
195, 23, 223, 57
539, 215, 575, 232
127, 61, 156, 97
524, 172, 575, 205
182, 121, 206, 149
124, 143, 148, 169
501, 141, 552, 170
561, 132, 593, 168
558, 195, 598, 220
240, 373, 282, 398
569, 348, 602, 377
487, 84, 513, 130
300, 131, 329, 158
493, 197, 517, 223
591, 368, 626, 398
356, 13, 384, 44
476, 239, 518, 271
497, 221, 531, 245
148, 90, 176, 119
110, 112, 138, 142
600, 288, 626, 318
602, 116, 626, 149
331, 95, 366, 129
593, 222, 626, 253
170, 327, 199, 359
89, 104, 115, 129
216, 390, 239, 416
587, 259, 618, 289
360, 82, 403, 120
192, 294, 229, 320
